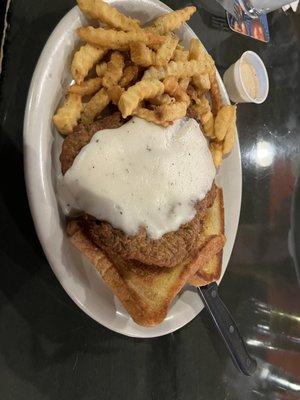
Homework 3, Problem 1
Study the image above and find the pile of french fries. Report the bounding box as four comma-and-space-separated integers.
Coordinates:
53, 0, 237, 167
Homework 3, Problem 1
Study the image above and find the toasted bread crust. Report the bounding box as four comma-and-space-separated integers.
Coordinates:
188, 251, 223, 286
68, 224, 225, 327
188, 186, 225, 286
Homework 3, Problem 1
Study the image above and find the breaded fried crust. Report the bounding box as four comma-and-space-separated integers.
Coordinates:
60, 112, 124, 175
60, 114, 216, 268
80, 186, 215, 268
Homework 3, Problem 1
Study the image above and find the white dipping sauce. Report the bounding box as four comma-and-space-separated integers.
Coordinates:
60, 117, 215, 240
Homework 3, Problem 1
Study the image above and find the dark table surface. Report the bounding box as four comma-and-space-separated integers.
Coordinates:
1, 1, 300, 399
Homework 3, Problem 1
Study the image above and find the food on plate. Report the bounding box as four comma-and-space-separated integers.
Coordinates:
95, 62, 108, 77
188, 187, 224, 286
54, 0, 237, 155
150, 93, 174, 106
53, 94, 83, 135
53, 1, 239, 326
60, 112, 124, 175
118, 79, 164, 118
209, 67, 222, 116
69, 77, 103, 96
153, 6, 196, 34
107, 85, 124, 105
71, 43, 107, 84
130, 42, 156, 67
188, 95, 214, 138
210, 141, 223, 168
188, 38, 223, 116
142, 59, 207, 81
172, 47, 189, 62
188, 37, 206, 66
163, 76, 190, 103
60, 117, 224, 326
81, 87, 110, 124
119, 65, 139, 88
60, 118, 217, 267
214, 104, 236, 141
102, 51, 125, 88
77, 27, 165, 50
67, 189, 224, 327
77, 0, 140, 32
223, 120, 236, 155
155, 34, 179, 66
192, 73, 211, 92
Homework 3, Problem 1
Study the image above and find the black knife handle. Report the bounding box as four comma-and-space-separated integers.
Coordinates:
197, 283, 257, 376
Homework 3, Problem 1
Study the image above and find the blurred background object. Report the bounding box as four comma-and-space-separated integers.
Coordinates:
0, 1, 299, 399
0, 0, 11, 74
216, 0, 297, 18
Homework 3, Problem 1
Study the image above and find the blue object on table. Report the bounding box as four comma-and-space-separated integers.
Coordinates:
226, 0, 270, 42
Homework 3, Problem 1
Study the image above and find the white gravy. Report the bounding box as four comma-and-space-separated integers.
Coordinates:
60, 117, 215, 240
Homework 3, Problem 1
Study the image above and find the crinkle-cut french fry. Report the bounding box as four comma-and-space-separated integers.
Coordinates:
223, 120, 236, 155
172, 48, 188, 62
155, 35, 179, 66
96, 62, 108, 77
53, 94, 83, 135
81, 87, 110, 124
68, 77, 103, 96
142, 60, 207, 81
153, 6, 196, 34
187, 84, 200, 103
130, 42, 156, 67
141, 27, 167, 51
77, 0, 140, 31
192, 73, 210, 92
102, 51, 124, 88
107, 85, 124, 105
214, 105, 236, 141
150, 94, 174, 106
187, 82, 210, 103
176, 43, 185, 51
77, 26, 165, 50
179, 77, 190, 90
188, 38, 222, 113
188, 38, 206, 62
188, 96, 214, 138
119, 65, 139, 88
210, 141, 223, 168
118, 79, 164, 118
209, 68, 222, 115
203, 115, 215, 138
163, 75, 180, 95
199, 48, 223, 115
133, 108, 170, 127
163, 76, 190, 104
155, 101, 188, 122
188, 100, 208, 123
71, 44, 107, 84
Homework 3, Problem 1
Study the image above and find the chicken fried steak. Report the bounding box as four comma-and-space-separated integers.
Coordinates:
60, 114, 216, 268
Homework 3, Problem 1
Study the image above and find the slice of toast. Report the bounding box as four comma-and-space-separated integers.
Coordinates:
188, 187, 225, 286
67, 187, 225, 326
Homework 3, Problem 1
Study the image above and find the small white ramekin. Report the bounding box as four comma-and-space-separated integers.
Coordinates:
223, 51, 269, 104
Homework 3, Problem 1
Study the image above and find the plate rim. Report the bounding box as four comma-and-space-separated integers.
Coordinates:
23, 1, 242, 338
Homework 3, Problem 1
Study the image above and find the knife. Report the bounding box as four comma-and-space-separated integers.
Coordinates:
197, 282, 257, 376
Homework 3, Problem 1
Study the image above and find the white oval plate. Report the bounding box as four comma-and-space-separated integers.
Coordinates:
24, 0, 242, 338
